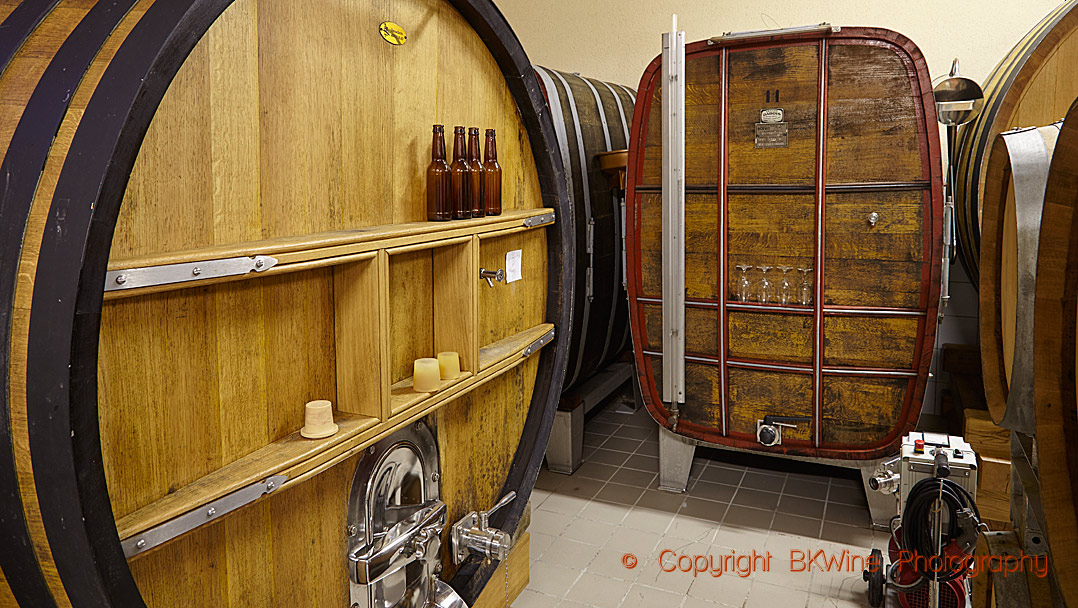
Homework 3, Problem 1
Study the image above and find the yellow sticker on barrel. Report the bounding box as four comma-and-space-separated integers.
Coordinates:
379, 21, 407, 45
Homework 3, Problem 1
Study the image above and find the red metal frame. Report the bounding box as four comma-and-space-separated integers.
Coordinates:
624, 27, 944, 460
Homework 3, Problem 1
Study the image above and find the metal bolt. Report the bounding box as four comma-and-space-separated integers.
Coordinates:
192, 266, 202, 276
266, 481, 276, 491
369, 446, 376, 454
431, 472, 441, 482
347, 525, 358, 537
414, 422, 421, 431
254, 258, 264, 269
207, 507, 216, 517
136, 539, 146, 549
115, 274, 127, 285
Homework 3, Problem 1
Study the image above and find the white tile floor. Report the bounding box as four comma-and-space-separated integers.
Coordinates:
520, 396, 889, 607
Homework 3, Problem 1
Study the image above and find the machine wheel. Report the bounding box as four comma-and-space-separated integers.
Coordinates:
864, 548, 886, 607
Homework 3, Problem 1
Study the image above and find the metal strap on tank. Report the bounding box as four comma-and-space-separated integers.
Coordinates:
121, 474, 287, 558
598, 80, 632, 294
105, 255, 278, 291
579, 76, 622, 366
523, 327, 556, 357
597, 81, 630, 144
999, 122, 1061, 435
615, 83, 636, 105
547, 68, 595, 389
661, 25, 686, 410
522, 211, 556, 227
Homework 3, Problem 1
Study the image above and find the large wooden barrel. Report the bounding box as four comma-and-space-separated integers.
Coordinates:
979, 123, 1061, 430
534, 66, 636, 391
0, 1, 571, 606
1033, 97, 1078, 607
625, 27, 942, 459
953, 0, 1078, 284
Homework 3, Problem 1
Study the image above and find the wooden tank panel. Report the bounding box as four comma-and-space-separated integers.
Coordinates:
825, 44, 923, 183
81, 0, 553, 603
728, 45, 819, 185
823, 191, 926, 308
626, 28, 941, 459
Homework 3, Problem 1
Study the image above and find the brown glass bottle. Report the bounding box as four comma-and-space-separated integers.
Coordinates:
483, 128, 502, 216
467, 127, 485, 218
426, 125, 451, 221
449, 126, 471, 219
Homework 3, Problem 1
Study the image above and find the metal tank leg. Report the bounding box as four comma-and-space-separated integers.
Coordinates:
658, 427, 696, 492
859, 461, 899, 529
546, 409, 583, 474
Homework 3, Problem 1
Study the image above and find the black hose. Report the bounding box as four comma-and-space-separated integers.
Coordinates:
900, 477, 979, 582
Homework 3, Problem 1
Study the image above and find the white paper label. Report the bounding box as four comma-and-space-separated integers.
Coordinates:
505, 250, 522, 283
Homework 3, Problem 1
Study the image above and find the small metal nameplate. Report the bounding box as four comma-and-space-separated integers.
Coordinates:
760, 108, 784, 123
755, 121, 788, 149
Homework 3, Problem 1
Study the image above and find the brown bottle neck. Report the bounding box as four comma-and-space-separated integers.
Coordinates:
468, 131, 481, 162
484, 132, 498, 163
431, 127, 446, 161
452, 129, 466, 161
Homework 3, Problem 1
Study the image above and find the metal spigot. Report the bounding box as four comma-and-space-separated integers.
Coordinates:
451, 491, 516, 564
868, 457, 901, 495
480, 268, 504, 287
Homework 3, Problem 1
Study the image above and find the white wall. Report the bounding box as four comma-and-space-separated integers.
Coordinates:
497, 0, 1051, 415
498, 0, 1062, 91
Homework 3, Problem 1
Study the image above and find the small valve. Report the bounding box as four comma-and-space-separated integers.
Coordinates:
480, 268, 504, 287
451, 491, 516, 564
756, 415, 811, 447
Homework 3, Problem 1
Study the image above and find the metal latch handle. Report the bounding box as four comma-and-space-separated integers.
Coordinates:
763, 415, 811, 428
480, 491, 515, 529
349, 500, 446, 585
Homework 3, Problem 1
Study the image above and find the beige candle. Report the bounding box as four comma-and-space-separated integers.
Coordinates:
413, 357, 441, 392
437, 351, 461, 380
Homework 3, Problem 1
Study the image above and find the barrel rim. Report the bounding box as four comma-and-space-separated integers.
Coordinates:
978, 133, 1016, 424
1032, 94, 1078, 605
0, 1, 137, 606
623, 26, 944, 460
5, 1, 572, 607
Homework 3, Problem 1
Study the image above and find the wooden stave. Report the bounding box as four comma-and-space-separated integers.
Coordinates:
624, 28, 943, 460
1032, 96, 1078, 607
979, 123, 1060, 429
534, 66, 635, 392
0, 1, 573, 607
952, 0, 1078, 285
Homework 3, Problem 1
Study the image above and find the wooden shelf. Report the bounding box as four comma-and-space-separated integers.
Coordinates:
105, 209, 553, 300
390, 371, 474, 415
116, 322, 554, 549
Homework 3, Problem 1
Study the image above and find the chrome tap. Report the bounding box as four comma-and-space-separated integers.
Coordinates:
451, 491, 516, 564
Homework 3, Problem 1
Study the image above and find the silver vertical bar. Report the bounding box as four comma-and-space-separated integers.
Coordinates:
718, 47, 729, 435
661, 19, 686, 407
